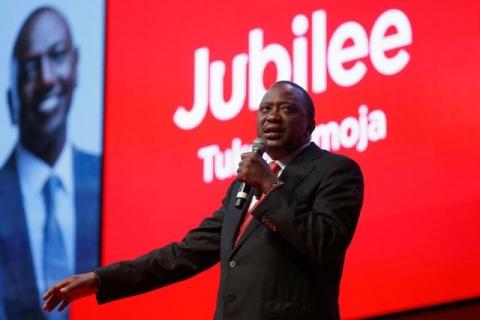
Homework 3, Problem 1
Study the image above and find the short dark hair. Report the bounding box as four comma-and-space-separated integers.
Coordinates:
273, 80, 315, 120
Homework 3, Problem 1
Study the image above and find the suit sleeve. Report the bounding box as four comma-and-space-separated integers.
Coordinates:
251, 156, 364, 267
95, 185, 233, 304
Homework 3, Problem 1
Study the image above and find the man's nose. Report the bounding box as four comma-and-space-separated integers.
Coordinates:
38, 56, 56, 88
266, 107, 281, 121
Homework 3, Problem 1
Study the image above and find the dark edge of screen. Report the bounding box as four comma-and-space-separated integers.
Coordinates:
98, 0, 109, 268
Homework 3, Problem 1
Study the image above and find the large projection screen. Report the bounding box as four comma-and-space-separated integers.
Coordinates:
90, 1, 480, 318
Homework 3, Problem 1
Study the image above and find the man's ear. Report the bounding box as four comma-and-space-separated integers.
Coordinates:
7, 89, 18, 125
307, 119, 315, 136
72, 47, 79, 87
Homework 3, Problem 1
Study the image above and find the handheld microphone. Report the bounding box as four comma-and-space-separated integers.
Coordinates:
235, 138, 266, 208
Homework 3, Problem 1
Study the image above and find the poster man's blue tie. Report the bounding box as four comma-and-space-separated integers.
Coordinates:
43, 175, 69, 320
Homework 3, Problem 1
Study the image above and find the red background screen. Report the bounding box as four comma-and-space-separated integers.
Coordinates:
74, 1, 480, 318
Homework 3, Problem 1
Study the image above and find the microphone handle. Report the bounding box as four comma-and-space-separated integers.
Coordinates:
235, 138, 265, 209
235, 183, 250, 208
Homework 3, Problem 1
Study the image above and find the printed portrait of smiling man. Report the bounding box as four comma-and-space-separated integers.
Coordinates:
0, 6, 101, 320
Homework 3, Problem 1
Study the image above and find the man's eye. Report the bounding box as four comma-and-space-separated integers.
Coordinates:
22, 60, 38, 80
50, 49, 68, 63
260, 105, 271, 112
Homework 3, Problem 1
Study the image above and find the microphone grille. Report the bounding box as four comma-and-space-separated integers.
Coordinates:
252, 138, 266, 154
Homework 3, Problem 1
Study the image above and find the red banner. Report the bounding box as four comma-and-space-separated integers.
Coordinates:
73, 1, 480, 318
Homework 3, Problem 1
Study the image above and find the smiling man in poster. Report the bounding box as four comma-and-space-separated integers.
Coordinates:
0, 4, 104, 319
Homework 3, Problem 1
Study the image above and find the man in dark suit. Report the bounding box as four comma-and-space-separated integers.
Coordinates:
44, 81, 363, 319
0, 7, 100, 319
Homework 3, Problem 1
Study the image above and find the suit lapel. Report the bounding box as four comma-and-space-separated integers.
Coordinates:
73, 149, 101, 273
230, 143, 323, 252
228, 188, 262, 252
222, 184, 255, 255
0, 153, 43, 318
231, 211, 262, 252
279, 143, 323, 191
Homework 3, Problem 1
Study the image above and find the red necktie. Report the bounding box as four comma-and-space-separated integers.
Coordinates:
234, 161, 281, 245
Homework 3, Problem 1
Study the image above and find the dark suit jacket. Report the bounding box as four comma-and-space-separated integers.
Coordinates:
96, 143, 363, 320
0, 148, 101, 320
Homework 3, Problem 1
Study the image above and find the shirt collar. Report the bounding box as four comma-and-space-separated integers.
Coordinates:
16, 141, 74, 195
264, 142, 311, 171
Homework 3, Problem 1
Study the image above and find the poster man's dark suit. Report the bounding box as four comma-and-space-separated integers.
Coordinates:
0, 148, 101, 320
95, 143, 363, 320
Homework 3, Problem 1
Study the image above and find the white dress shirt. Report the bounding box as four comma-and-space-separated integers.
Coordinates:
16, 142, 76, 296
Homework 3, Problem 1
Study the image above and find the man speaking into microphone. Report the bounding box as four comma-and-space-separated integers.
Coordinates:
44, 80, 364, 320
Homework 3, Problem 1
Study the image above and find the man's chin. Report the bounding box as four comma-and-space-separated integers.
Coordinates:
264, 138, 282, 148
264, 140, 287, 154
30, 117, 66, 140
